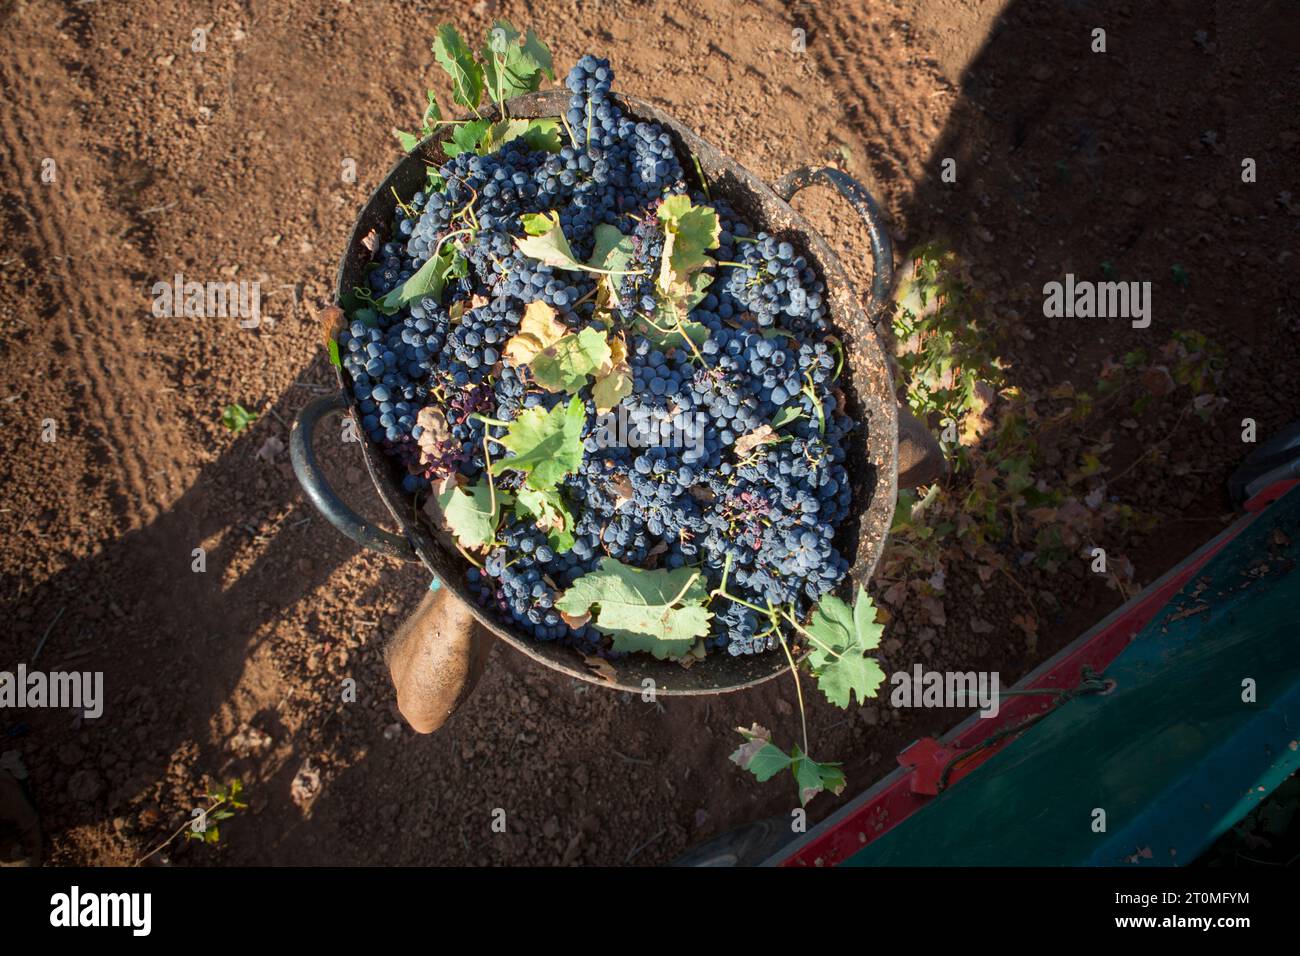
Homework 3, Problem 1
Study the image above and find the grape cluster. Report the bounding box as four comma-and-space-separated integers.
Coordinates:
337, 54, 856, 657
723, 232, 829, 333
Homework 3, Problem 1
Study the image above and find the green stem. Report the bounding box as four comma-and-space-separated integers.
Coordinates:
470, 413, 512, 430
777, 607, 842, 661
482, 435, 498, 517
559, 111, 579, 149
802, 374, 826, 436
775, 630, 810, 756
494, 51, 507, 118
665, 571, 702, 610
709, 584, 768, 616
826, 335, 845, 381
432, 227, 473, 262
391, 186, 417, 219
691, 154, 711, 201
672, 311, 706, 364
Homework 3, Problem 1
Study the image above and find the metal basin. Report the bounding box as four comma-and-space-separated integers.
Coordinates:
292, 90, 900, 695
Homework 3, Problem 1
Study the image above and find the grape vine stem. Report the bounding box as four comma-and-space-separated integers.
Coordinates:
775, 631, 810, 757
777, 607, 844, 662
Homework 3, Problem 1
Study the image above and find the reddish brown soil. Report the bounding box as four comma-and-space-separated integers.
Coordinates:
0, 0, 1296, 866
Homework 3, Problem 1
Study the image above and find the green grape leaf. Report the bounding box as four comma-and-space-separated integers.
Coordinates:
640, 269, 712, 349
485, 20, 519, 52
422, 91, 443, 129
530, 327, 612, 394
514, 486, 574, 554
379, 244, 464, 313
634, 304, 711, 351
515, 211, 585, 271
657, 195, 720, 292
433, 24, 484, 111
476, 118, 562, 156
589, 224, 634, 306
519, 118, 562, 153
549, 527, 575, 554
220, 403, 257, 434
489, 395, 586, 490
730, 724, 792, 782
482, 21, 555, 103
520, 210, 558, 235
443, 118, 491, 158
437, 480, 502, 550
327, 337, 342, 368
520, 30, 555, 82
555, 558, 712, 658
393, 128, 421, 153
477, 118, 529, 154
853, 588, 882, 653
517, 212, 639, 275
790, 746, 847, 806
444, 252, 469, 281
589, 223, 631, 271
730, 726, 846, 806
771, 405, 804, 429
804, 585, 886, 708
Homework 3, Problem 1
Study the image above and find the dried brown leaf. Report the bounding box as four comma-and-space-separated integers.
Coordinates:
734, 424, 778, 457
580, 652, 617, 683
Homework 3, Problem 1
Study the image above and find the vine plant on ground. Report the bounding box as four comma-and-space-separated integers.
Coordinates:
880, 244, 1226, 646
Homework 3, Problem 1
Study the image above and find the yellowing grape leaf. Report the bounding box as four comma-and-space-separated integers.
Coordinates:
515, 211, 585, 271
734, 425, 779, 457
592, 334, 632, 412
504, 300, 568, 366
530, 326, 611, 393
657, 195, 720, 293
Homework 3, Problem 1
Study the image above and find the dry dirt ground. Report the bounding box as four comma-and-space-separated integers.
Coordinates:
0, 0, 1296, 866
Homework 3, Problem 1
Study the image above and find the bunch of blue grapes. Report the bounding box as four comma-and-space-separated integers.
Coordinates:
612, 215, 665, 321
722, 232, 829, 334
336, 53, 859, 655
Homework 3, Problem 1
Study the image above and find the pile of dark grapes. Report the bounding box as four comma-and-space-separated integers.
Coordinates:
337, 54, 854, 659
